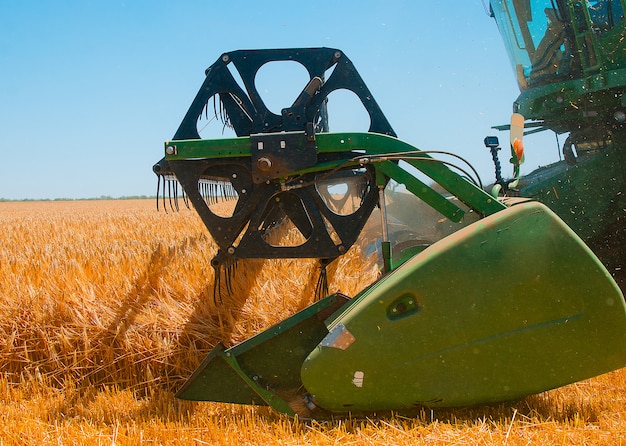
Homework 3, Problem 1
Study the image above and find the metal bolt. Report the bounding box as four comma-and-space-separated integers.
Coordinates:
165, 145, 177, 155
227, 246, 235, 255
257, 157, 272, 172
222, 54, 230, 63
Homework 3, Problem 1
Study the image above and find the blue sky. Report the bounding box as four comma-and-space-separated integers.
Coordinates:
0, 1, 563, 200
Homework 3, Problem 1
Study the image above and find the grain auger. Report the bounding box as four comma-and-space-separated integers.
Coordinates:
153, 48, 626, 418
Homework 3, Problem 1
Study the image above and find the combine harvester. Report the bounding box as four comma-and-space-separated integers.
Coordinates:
488, 0, 626, 287
152, 0, 626, 418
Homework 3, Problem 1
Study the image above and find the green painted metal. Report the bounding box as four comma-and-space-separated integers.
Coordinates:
490, 0, 626, 131
514, 70, 626, 133
165, 131, 507, 218
164, 137, 251, 159
176, 201, 626, 415
376, 160, 465, 222
175, 293, 351, 413
301, 201, 626, 412
519, 146, 626, 241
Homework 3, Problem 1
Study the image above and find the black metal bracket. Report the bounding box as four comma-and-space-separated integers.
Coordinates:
250, 130, 317, 184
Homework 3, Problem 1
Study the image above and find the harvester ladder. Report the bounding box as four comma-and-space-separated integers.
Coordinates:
567, 0, 602, 75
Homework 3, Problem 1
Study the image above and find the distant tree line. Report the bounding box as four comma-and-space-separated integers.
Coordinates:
0, 195, 155, 202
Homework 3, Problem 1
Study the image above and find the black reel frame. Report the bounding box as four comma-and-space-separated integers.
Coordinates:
154, 48, 396, 292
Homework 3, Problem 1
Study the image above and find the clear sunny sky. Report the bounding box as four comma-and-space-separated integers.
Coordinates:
0, 1, 563, 200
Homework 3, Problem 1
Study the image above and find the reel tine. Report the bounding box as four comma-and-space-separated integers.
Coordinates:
212, 266, 221, 304
155, 173, 186, 213
156, 174, 161, 212
174, 181, 180, 212
226, 261, 235, 295
182, 188, 190, 209
210, 253, 238, 304
314, 260, 329, 301
168, 177, 174, 212
162, 176, 168, 213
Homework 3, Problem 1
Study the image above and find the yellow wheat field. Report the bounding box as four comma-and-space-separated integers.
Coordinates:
1, 199, 626, 445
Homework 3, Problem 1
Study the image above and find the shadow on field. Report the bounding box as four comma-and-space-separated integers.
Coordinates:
173, 256, 268, 372
46, 235, 272, 423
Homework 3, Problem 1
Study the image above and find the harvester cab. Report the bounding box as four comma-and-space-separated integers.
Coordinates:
154, 47, 626, 418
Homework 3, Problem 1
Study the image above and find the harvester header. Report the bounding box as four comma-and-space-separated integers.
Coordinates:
153, 45, 626, 418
